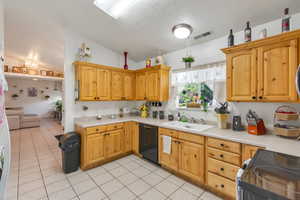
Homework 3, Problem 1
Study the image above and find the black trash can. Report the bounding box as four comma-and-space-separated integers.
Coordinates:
56, 132, 80, 174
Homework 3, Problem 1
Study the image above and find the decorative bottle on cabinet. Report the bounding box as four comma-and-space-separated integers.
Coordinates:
244, 21, 252, 42
282, 8, 291, 32
228, 29, 234, 47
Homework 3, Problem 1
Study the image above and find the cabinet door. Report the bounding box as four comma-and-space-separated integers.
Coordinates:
124, 72, 135, 100
124, 122, 133, 153
111, 71, 123, 100
258, 40, 298, 102
146, 71, 160, 101
136, 72, 146, 100
105, 129, 123, 158
79, 66, 97, 101
242, 144, 263, 162
132, 122, 140, 155
178, 141, 205, 183
97, 69, 111, 100
226, 49, 257, 101
86, 134, 105, 165
159, 134, 179, 171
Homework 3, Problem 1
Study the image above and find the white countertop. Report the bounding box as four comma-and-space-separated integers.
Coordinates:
74, 116, 300, 157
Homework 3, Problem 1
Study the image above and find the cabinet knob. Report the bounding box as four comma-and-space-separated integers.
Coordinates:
96, 129, 99, 131
220, 143, 224, 147
221, 184, 225, 188
94, 97, 97, 100
259, 96, 263, 100
220, 168, 224, 171
252, 96, 256, 100
220, 154, 224, 158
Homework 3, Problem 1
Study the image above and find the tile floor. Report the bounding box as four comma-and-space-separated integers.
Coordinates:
6, 119, 222, 200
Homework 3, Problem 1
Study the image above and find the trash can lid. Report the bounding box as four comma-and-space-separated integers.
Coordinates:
60, 132, 80, 144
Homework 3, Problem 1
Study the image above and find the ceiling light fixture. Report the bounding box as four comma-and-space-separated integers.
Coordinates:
94, 0, 139, 19
172, 23, 193, 39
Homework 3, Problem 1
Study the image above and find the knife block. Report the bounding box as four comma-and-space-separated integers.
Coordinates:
247, 120, 266, 135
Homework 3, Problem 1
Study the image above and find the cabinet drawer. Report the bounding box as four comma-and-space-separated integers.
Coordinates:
106, 123, 124, 131
178, 132, 204, 144
207, 157, 239, 181
207, 147, 241, 166
86, 126, 106, 134
207, 137, 241, 154
159, 128, 178, 138
207, 172, 236, 199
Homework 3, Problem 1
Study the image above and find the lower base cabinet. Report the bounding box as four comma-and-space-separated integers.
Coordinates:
178, 140, 204, 183
207, 172, 236, 198
159, 128, 205, 184
104, 129, 123, 158
86, 134, 105, 165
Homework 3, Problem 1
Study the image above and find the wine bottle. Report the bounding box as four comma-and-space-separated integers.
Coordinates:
244, 21, 252, 42
282, 8, 291, 32
228, 29, 234, 47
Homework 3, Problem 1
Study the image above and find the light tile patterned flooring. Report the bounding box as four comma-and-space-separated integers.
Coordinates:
6, 119, 222, 200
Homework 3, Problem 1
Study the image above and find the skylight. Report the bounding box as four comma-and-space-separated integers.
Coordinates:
94, 0, 139, 19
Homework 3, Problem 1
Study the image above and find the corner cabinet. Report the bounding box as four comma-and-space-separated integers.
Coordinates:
222, 30, 300, 102
74, 62, 170, 102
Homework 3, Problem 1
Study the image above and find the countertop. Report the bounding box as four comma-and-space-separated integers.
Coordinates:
74, 116, 300, 157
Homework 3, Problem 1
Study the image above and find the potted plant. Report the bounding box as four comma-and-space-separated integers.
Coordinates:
11, 94, 19, 100
182, 56, 195, 69
215, 102, 230, 129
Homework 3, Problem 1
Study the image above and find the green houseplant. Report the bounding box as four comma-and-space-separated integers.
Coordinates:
182, 56, 195, 69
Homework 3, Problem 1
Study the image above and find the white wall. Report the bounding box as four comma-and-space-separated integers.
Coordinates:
64, 29, 138, 132
0, 0, 11, 198
5, 78, 62, 117
138, 12, 300, 126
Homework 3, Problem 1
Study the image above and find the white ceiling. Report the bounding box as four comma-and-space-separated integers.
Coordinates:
4, 0, 300, 70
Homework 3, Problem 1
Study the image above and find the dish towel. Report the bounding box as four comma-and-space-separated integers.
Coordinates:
163, 135, 171, 154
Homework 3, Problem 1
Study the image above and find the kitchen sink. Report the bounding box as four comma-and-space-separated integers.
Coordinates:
162, 121, 214, 132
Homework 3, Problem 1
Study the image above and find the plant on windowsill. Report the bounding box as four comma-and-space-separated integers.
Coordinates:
215, 102, 230, 129
182, 56, 194, 69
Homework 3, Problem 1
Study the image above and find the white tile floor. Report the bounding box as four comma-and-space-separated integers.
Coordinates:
6, 119, 222, 200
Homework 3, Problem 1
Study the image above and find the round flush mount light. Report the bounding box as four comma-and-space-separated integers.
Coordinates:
172, 23, 193, 39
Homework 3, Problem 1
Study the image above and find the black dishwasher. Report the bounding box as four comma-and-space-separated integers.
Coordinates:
139, 124, 159, 164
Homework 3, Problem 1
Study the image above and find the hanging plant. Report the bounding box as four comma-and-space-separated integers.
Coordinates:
12, 94, 19, 99
182, 56, 195, 63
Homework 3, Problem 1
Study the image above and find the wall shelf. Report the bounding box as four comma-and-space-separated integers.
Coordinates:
4, 72, 64, 81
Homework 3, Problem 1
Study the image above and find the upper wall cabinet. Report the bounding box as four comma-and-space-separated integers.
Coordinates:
74, 62, 170, 101
136, 65, 171, 102
222, 30, 300, 102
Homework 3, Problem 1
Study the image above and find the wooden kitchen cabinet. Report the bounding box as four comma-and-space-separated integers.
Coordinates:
76, 65, 97, 101
257, 40, 298, 102
178, 140, 205, 183
124, 122, 135, 153
135, 72, 146, 100
123, 72, 135, 100
105, 129, 123, 158
132, 122, 140, 155
158, 128, 205, 183
75, 62, 170, 101
242, 144, 264, 162
222, 30, 300, 102
226, 49, 257, 101
146, 70, 160, 101
111, 71, 124, 100
97, 69, 111, 100
159, 134, 179, 171
86, 134, 105, 165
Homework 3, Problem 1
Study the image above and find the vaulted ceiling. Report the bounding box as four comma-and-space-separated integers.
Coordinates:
4, 0, 300, 70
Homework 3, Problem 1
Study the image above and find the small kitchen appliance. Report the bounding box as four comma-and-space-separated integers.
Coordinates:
246, 110, 266, 135
232, 115, 244, 131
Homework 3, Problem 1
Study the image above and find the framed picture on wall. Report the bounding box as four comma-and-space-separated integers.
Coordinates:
28, 87, 38, 97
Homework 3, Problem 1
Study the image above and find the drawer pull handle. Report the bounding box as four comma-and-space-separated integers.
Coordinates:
221, 184, 224, 188
220, 168, 224, 171
194, 155, 197, 158
220, 154, 224, 158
